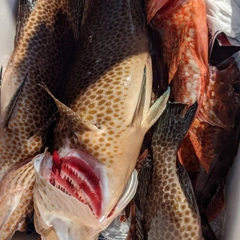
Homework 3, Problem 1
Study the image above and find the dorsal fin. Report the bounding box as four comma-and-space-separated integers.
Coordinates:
131, 66, 170, 131
1, 72, 28, 128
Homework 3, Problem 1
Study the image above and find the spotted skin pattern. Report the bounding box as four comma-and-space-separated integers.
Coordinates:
0, 0, 80, 237
52, 0, 168, 214
143, 103, 203, 240
146, 0, 208, 106
33, 0, 169, 238
0, 0, 79, 181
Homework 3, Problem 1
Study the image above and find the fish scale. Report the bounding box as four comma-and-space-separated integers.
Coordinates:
0, 0, 81, 238
146, 0, 208, 107
33, 0, 169, 239
143, 103, 203, 240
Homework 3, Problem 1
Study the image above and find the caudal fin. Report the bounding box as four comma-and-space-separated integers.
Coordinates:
153, 102, 198, 148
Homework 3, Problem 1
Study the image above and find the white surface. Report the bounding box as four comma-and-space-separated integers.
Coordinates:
0, 0, 17, 73
224, 144, 240, 240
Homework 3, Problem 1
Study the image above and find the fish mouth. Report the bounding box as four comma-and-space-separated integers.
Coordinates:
49, 149, 103, 218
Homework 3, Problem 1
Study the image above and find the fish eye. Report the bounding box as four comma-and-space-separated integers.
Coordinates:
233, 82, 240, 95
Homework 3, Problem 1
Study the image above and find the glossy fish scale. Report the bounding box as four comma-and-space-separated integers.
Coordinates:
33, 1, 169, 239
0, 0, 80, 237
148, 0, 208, 106
0, 162, 34, 239
0, 0, 79, 180
55, 0, 152, 168
179, 59, 240, 238
143, 103, 202, 240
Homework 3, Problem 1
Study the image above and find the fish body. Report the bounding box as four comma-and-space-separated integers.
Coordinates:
143, 103, 203, 240
146, 0, 208, 106
0, 0, 81, 238
179, 58, 240, 238
33, 0, 169, 239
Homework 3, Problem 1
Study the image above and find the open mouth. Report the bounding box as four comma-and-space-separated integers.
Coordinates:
49, 150, 103, 218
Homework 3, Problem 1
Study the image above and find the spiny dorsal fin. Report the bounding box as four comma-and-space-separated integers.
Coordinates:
39, 83, 100, 133
2, 72, 28, 128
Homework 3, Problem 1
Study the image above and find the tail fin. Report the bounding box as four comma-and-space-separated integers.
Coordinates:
153, 102, 198, 148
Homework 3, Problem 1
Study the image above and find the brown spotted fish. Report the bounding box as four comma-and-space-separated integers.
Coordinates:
146, 0, 208, 107
0, 0, 81, 238
179, 57, 240, 239
142, 102, 203, 240
33, 0, 170, 239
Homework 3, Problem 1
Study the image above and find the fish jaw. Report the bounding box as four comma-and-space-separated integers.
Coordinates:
33, 151, 138, 239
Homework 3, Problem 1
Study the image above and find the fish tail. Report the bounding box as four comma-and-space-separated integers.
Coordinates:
153, 102, 198, 147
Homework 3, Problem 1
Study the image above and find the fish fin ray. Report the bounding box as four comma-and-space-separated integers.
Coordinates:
141, 87, 170, 130
153, 102, 198, 146
1, 72, 28, 128
131, 66, 147, 126
39, 83, 100, 133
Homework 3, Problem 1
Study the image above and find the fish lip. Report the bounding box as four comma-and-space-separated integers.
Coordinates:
49, 148, 107, 219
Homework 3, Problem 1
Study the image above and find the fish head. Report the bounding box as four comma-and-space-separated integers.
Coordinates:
33, 83, 170, 238
198, 58, 240, 128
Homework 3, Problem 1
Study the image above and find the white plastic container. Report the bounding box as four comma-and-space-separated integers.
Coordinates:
1, 0, 239, 239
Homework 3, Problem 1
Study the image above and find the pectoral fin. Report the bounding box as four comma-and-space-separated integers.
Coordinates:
141, 87, 170, 130
1, 72, 28, 128
40, 83, 100, 134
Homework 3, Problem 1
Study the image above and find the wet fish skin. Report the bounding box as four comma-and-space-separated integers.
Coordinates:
179, 58, 240, 239
143, 102, 203, 240
33, 0, 169, 239
0, 0, 81, 238
146, 0, 208, 107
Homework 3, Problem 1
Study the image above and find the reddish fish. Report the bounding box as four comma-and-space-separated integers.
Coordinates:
0, 0, 81, 238
146, 0, 208, 107
179, 57, 240, 239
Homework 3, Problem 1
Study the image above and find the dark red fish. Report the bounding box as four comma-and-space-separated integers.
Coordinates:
179, 57, 240, 239
146, 0, 208, 107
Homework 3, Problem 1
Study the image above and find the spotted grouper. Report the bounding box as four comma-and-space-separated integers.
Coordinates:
33, 0, 170, 239
142, 102, 203, 240
0, 0, 82, 238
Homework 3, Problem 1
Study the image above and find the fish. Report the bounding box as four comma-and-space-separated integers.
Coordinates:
142, 102, 203, 240
146, 0, 208, 107
179, 57, 240, 239
0, 0, 82, 238
32, 0, 170, 239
